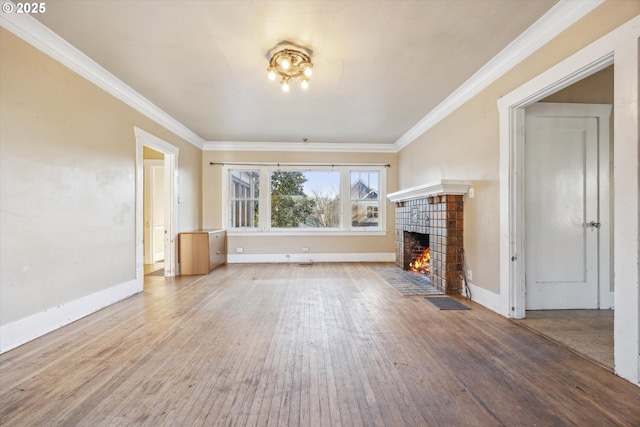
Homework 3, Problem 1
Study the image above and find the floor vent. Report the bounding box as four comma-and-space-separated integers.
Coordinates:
424, 296, 470, 310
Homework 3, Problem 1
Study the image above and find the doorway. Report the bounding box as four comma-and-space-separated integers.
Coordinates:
144, 149, 165, 275
134, 127, 179, 280
498, 17, 639, 383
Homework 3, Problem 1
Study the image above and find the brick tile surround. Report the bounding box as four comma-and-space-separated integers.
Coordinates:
395, 195, 464, 294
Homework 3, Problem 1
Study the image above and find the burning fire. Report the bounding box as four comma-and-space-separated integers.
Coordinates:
409, 247, 430, 274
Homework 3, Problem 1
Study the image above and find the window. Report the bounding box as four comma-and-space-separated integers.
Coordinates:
271, 170, 340, 229
367, 206, 379, 219
229, 170, 259, 228
350, 170, 380, 228
225, 165, 385, 234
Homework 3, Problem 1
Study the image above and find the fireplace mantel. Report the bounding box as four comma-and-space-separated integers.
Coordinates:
387, 179, 471, 203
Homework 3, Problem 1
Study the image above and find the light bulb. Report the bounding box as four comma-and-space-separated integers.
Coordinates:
282, 82, 290, 92
281, 58, 290, 70
304, 67, 313, 77
268, 70, 276, 80
301, 80, 309, 89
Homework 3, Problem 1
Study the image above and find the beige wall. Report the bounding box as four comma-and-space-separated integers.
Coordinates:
542, 66, 614, 104
143, 146, 165, 160
397, 1, 638, 293
202, 150, 397, 256
0, 28, 202, 326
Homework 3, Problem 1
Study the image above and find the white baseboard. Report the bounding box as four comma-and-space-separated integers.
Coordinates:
466, 282, 507, 316
0, 278, 142, 354
227, 252, 395, 264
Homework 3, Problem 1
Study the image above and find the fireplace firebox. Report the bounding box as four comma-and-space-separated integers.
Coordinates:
404, 231, 430, 274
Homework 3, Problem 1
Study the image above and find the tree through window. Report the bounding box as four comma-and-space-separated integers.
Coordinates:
271, 171, 340, 228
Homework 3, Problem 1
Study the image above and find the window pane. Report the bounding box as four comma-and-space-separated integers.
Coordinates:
351, 171, 380, 228
271, 171, 340, 228
230, 170, 259, 228
352, 201, 379, 227
230, 171, 259, 198
350, 171, 379, 200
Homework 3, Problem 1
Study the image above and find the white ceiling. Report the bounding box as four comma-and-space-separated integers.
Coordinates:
31, 0, 559, 147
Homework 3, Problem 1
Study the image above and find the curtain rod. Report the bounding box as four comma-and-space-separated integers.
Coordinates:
209, 162, 390, 168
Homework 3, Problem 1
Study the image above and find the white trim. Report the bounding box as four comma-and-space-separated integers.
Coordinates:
228, 230, 388, 237
498, 16, 640, 384
394, 0, 604, 150
466, 283, 506, 317
387, 180, 470, 202
0, 6, 204, 150
204, 141, 397, 153
612, 26, 640, 386
134, 127, 179, 277
0, 279, 140, 354
227, 252, 395, 264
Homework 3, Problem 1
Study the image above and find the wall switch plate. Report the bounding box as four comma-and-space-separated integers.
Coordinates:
468, 188, 475, 198
467, 269, 472, 281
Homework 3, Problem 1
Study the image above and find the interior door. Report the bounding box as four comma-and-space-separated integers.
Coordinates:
152, 165, 165, 263
525, 111, 599, 310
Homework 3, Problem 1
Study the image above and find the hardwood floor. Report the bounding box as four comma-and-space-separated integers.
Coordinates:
1, 263, 639, 426
144, 261, 164, 275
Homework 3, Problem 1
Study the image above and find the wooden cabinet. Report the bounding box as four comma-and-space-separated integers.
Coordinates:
179, 230, 226, 275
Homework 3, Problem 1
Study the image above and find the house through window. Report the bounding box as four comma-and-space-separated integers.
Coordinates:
350, 170, 380, 228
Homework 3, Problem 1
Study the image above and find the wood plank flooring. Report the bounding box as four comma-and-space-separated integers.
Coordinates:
1, 263, 639, 426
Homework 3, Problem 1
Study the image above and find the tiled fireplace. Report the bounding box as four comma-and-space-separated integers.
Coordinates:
388, 180, 470, 295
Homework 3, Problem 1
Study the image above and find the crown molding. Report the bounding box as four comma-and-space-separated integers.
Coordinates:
0, 5, 205, 149
393, 0, 605, 151
1, 0, 604, 154
387, 180, 471, 203
203, 140, 397, 153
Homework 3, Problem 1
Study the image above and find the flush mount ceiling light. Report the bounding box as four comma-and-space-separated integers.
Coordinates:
267, 48, 313, 92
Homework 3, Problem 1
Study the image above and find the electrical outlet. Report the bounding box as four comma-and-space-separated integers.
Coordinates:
302, 247, 310, 252
236, 247, 244, 253
467, 269, 472, 281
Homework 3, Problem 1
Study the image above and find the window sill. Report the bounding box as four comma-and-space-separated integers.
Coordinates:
227, 230, 389, 237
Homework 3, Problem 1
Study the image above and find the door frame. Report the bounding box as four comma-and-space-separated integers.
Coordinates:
498, 17, 639, 384
134, 127, 179, 278
524, 102, 611, 310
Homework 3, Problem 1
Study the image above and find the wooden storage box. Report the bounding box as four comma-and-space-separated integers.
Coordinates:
179, 230, 226, 275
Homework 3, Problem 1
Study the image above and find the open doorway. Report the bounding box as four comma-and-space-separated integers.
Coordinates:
518, 69, 614, 369
134, 127, 179, 282
499, 17, 639, 383
144, 147, 165, 276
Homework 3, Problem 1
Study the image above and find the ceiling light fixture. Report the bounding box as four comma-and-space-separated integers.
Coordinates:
266, 48, 313, 91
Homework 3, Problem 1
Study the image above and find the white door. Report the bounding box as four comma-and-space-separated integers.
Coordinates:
151, 165, 165, 263
525, 109, 600, 309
